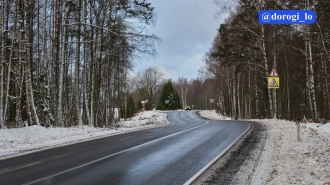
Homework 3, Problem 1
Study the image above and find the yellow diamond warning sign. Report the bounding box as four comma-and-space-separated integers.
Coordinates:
268, 77, 280, 88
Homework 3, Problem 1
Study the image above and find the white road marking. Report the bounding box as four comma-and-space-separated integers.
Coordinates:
115, 133, 145, 142
180, 111, 198, 122
183, 122, 251, 185
24, 121, 209, 185
180, 112, 190, 122
0, 153, 71, 175
0, 161, 43, 175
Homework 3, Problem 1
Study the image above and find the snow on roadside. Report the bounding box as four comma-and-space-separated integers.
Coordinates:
261, 119, 330, 184
199, 110, 330, 184
1, 109, 330, 184
198, 110, 232, 120
0, 111, 170, 159
117, 110, 169, 127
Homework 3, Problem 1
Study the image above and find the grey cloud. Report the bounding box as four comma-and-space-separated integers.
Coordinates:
134, 0, 226, 80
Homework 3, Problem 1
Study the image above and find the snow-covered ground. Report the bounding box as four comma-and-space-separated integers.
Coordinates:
198, 110, 232, 120
0, 110, 170, 159
1, 109, 330, 184
200, 110, 330, 184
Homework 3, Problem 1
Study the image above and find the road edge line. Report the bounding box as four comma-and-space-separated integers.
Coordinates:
23, 121, 209, 185
183, 122, 251, 185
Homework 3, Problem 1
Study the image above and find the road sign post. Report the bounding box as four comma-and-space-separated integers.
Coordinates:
297, 118, 301, 142
165, 100, 169, 110
268, 68, 279, 119
268, 68, 280, 89
210, 99, 214, 109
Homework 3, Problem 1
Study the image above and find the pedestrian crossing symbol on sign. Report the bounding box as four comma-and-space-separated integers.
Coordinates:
268, 77, 280, 88
269, 79, 278, 87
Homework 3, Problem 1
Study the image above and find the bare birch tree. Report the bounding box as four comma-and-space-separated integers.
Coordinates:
57, 0, 72, 127
134, 66, 164, 109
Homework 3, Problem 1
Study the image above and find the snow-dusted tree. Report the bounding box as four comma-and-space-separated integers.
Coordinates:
56, 0, 72, 127
0, 0, 159, 128
175, 77, 189, 109
25, 0, 40, 126
203, 0, 330, 121
0, 0, 5, 128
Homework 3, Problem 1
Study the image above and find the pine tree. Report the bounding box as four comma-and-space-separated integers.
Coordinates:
158, 81, 182, 110
127, 96, 136, 118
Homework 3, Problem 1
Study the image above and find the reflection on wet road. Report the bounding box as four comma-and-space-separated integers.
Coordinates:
0, 110, 249, 185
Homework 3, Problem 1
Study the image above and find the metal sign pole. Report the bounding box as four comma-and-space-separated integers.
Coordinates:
297, 118, 301, 142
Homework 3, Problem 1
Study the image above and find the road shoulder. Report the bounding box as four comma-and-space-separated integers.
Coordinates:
192, 111, 272, 184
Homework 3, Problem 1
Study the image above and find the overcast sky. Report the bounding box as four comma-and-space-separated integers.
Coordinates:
133, 0, 227, 81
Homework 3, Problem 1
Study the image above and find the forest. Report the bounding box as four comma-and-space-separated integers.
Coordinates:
199, 0, 330, 121
168, 0, 330, 122
0, 0, 160, 128
1, 0, 329, 129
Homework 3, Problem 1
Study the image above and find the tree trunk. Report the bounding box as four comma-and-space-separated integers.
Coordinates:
316, 20, 330, 118
285, 54, 290, 119
303, 0, 316, 120
321, 57, 328, 118
307, 27, 317, 119
40, 0, 52, 126
83, 0, 90, 126
233, 67, 237, 119
4, 30, 14, 128
17, 0, 33, 126
308, 46, 317, 119
14, 27, 22, 127
57, 0, 72, 127
74, 0, 82, 127
273, 25, 277, 119
248, 60, 251, 119
237, 72, 241, 119
90, 49, 95, 127
26, 0, 40, 126
255, 70, 259, 118
54, 0, 61, 126
261, 24, 272, 118
0, 0, 5, 128
40, 0, 46, 75
305, 26, 313, 119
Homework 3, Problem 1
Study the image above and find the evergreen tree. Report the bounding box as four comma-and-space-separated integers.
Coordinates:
120, 96, 138, 119
158, 81, 182, 110
127, 96, 136, 118
136, 100, 143, 112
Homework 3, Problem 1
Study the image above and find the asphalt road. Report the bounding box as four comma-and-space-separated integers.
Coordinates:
0, 111, 249, 185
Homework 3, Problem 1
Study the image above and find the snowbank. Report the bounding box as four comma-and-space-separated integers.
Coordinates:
117, 110, 169, 127
198, 110, 232, 120
1, 109, 330, 185
261, 119, 330, 184
199, 110, 330, 184
0, 111, 170, 159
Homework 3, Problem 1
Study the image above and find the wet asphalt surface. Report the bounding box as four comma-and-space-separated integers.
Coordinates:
193, 120, 267, 185
0, 111, 250, 185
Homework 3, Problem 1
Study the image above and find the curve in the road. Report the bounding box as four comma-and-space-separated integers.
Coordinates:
0, 110, 249, 185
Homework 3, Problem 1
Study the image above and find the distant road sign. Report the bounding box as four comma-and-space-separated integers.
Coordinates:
210, 99, 214, 103
165, 100, 169, 104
